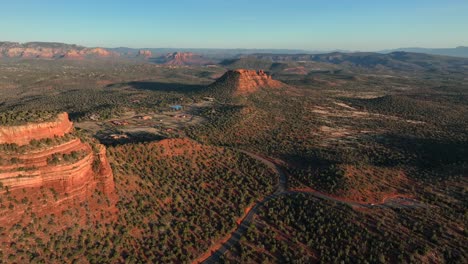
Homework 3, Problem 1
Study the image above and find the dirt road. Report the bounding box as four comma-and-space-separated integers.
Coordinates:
198, 150, 425, 263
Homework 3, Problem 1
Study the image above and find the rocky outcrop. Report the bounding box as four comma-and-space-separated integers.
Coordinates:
0, 42, 117, 59
0, 112, 73, 146
61, 47, 117, 59
83, 47, 114, 57
95, 144, 115, 194
209, 69, 285, 96
165, 52, 195, 65
156, 52, 210, 66
137, 49, 152, 59
0, 112, 115, 223
63, 49, 82, 59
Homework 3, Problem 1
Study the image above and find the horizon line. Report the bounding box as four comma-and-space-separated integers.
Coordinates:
1, 40, 467, 53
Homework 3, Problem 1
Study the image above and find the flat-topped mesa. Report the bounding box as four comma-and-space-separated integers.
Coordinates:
0, 113, 117, 225
215, 69, 284, 95
0, 112, 73, 146
159, 52, 210, 66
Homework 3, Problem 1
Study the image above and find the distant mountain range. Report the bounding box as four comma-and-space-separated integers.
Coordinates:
0, 41, 117, 59
379, 46, 468, 58
223, 51, 468, 75
112, 46, 468, 59
108, 47, 315, 59
1, 41, 468, 66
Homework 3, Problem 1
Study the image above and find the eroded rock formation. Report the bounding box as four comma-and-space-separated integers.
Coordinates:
211, 69, 285, 95
0, 112, 115, 223
137, 49, 152, 58
0, 112, 73, 146
0, 42, 117, 59
158, 52, 210, 66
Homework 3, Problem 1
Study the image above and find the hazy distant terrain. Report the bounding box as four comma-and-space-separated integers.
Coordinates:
2, 0, 468, 261
381, 46, 468, 58
0, 43, 467, 263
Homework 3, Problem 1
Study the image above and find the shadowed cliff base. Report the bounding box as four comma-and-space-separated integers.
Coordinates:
107, 81, 206, 93
95, 130, 165, 146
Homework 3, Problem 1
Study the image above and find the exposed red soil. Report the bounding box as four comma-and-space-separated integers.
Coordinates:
153, 138, 206, 157
0, 181, 117, 261
192, 202, 257, 264
337, 165, 410, 203
289, 163, 411, 204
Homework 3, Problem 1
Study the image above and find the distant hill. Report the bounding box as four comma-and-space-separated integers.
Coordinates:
311, 51, 468, 72
238, 51, 468, 74
220, 58, 278, 70
0, 41, 118, 59
380, 46, 468, 58
151, 52, 212, 66
108, 47, 314, 60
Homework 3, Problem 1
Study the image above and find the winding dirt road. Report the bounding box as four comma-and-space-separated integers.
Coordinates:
198, 150, 425, 264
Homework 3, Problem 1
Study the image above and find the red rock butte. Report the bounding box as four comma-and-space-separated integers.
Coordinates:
215, 69, 284, 95
161, 52, 209, 66
164, 52, 195, 65
0, 112, 115, 223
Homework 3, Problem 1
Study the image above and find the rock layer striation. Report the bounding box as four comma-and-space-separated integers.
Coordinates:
0, 112, 74, 146
0, 112, 115, 223
210, 69, 285, 95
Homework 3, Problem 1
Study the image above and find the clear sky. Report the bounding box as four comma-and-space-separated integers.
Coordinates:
1, 0, 467, 50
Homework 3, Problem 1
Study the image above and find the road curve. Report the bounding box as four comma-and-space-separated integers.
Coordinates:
199, 149, 424, 263
198, 150, 287, 264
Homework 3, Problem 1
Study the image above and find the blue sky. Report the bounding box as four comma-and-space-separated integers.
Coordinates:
1, 0, 467, 50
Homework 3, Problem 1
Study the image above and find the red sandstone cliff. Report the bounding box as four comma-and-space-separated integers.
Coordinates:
62, 48, 117, 59
159, 52, 210, 66
0, 112, 73, 146
0, 112, 115, 224
210, 69, 285, 96
95, 144, 115, 195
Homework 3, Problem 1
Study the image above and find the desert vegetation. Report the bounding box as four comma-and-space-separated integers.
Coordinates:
107, 138, 277, 262
0, 53, 467, 263
0, 136, 278, 263
221, 193, 466, 263
0, 110, 58, 126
